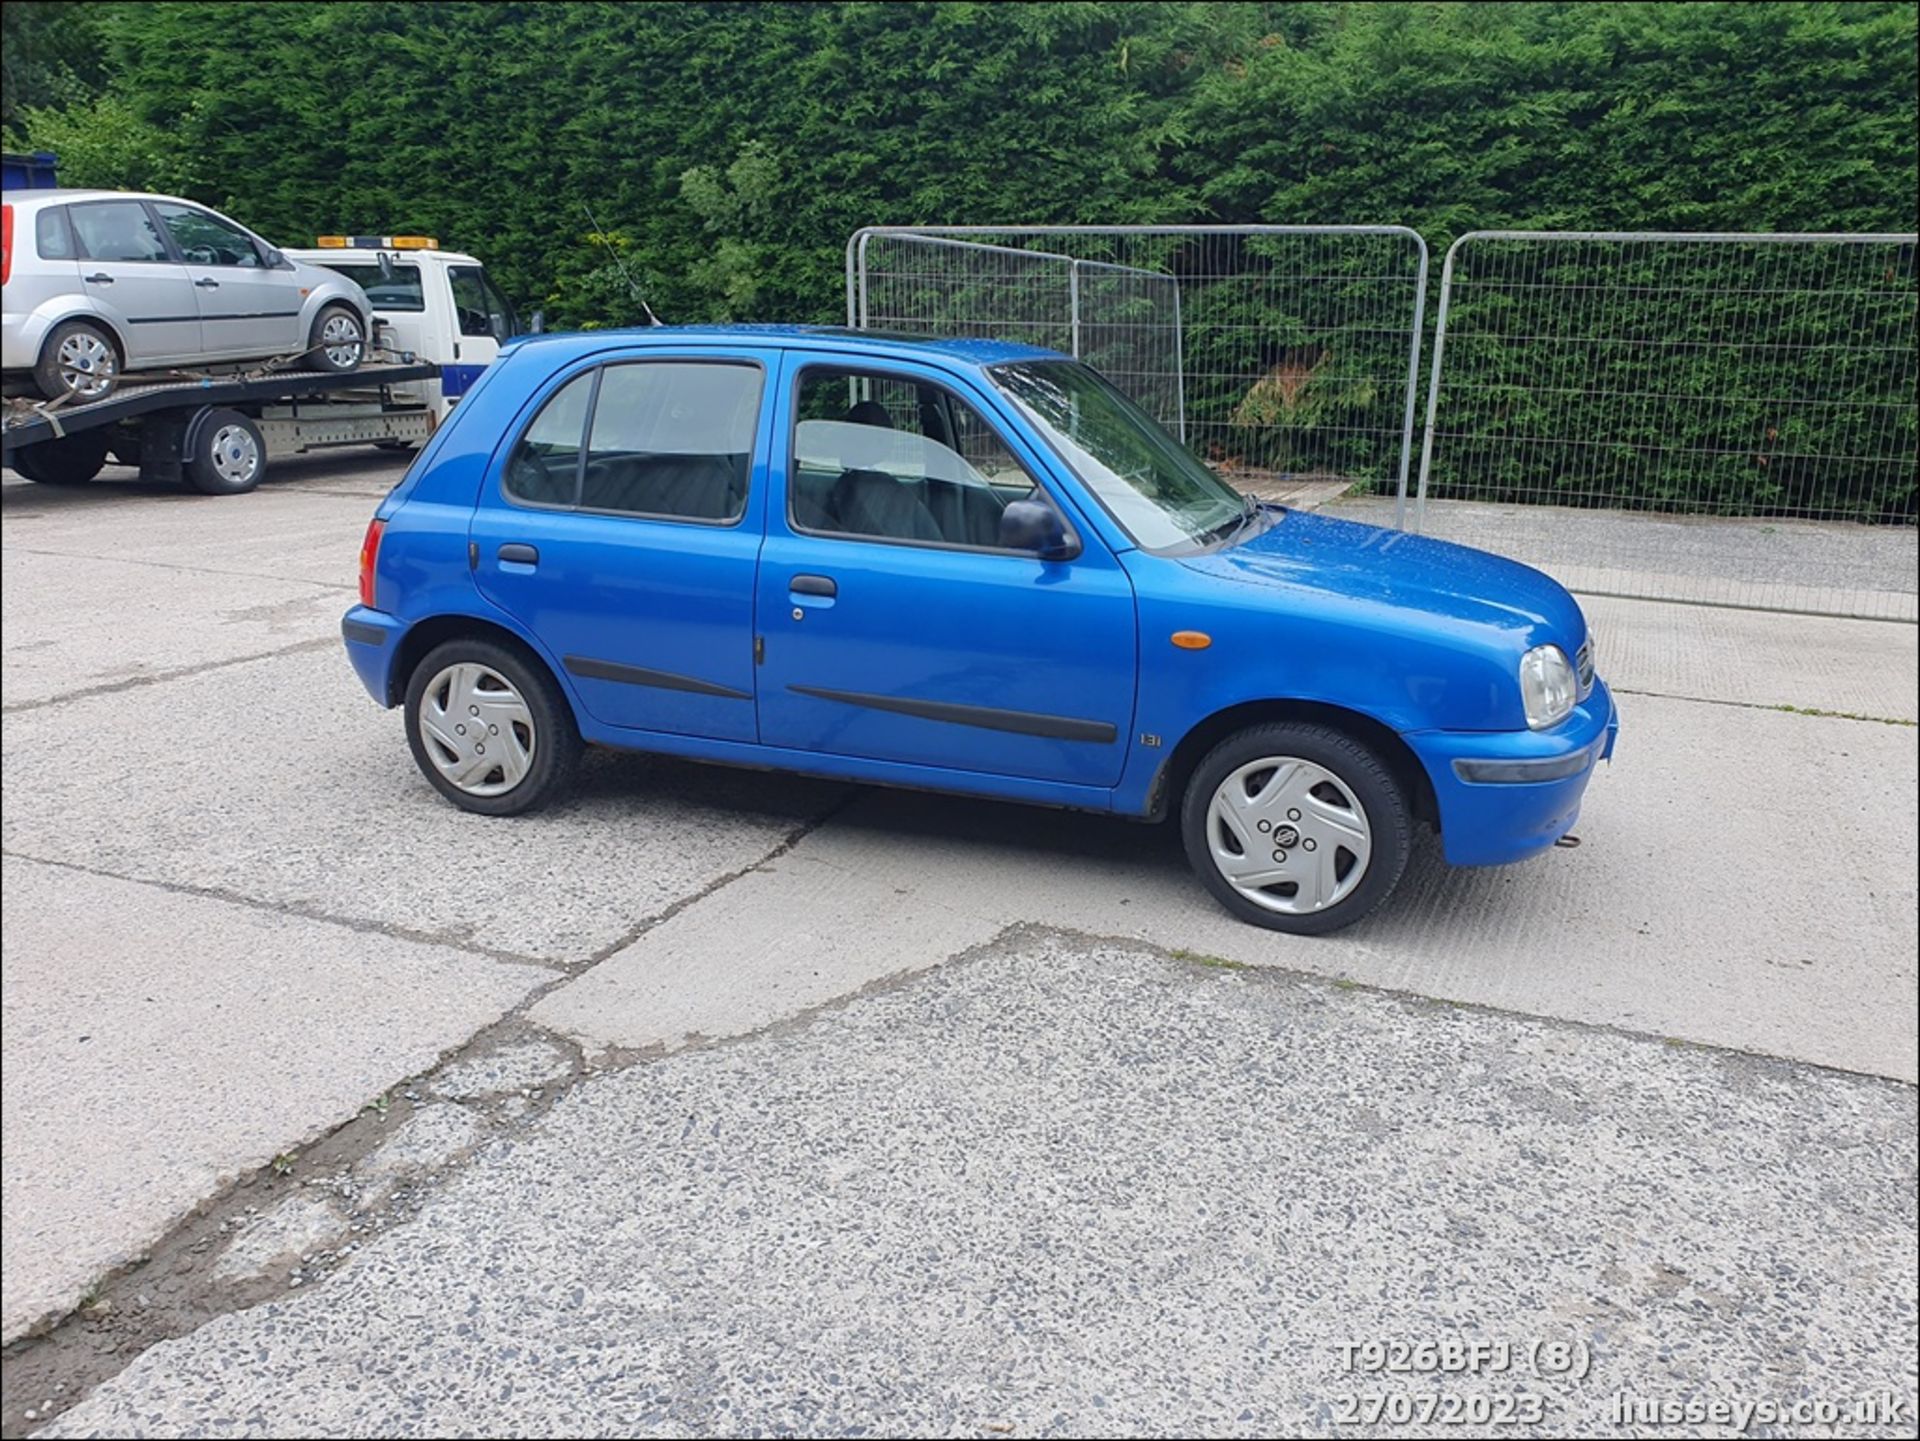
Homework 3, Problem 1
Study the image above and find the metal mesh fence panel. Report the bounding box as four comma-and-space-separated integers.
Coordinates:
850, 226, 1429, 512
1414, 231, 1919, 621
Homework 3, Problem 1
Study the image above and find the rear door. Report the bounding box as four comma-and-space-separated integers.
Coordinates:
469, 350, 773, 742
65, 199, 200, 364
152, 202, 303, 359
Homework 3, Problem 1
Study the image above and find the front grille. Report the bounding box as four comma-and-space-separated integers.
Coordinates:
1575, 634, 1595, 697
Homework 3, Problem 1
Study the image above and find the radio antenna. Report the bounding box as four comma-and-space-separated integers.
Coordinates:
580, 202, 661, 326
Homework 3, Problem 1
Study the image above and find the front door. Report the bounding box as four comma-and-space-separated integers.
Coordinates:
755, 355, 1138, 790
153, 202, 304, 360
469, 351, 772, 742
65, 199, 201, 365
443, 263, 514, 402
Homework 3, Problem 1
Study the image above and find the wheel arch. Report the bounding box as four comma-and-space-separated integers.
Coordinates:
1146, 698, 1439, 832
387, 612, 572, 713
36, 307, 129, 368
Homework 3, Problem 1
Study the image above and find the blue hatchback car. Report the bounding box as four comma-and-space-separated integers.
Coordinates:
343, 326, 1617, 935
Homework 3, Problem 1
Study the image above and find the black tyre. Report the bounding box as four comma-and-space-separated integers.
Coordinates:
1180, 722, 1411, 936
404, 637, 581, 816
10, 430, 113, 486
184, 408, 266, 495
302, 303, 366, 374
33, 319, 121, 402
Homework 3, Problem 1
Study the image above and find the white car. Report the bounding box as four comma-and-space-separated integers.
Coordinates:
1, 189, 373, 402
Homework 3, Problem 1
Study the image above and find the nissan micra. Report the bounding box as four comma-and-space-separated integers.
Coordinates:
343, 327, 1617, 935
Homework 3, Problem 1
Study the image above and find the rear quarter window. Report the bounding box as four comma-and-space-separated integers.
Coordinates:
35, 205, 76, 260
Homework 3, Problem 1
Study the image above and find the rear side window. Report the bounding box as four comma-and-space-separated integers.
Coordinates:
69, 201, 171, 263
35, 206, 77, 260
580, 363, 761, 521
501, 361, 762, 523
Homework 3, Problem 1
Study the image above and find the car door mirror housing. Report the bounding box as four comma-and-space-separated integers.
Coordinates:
999, 498, 1077, 560
261, 246, 285, 267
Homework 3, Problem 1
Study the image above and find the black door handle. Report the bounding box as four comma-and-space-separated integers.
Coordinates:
194, 277, 220, 289
498, 543, 539, 565
83, 272, 114, 284
789, 574, 837, 597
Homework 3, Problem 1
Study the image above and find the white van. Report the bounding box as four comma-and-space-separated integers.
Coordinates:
283, 236, 524, 419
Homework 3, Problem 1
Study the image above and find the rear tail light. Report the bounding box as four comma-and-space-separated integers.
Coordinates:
2, 204, 13, 286
358, 518, 385, 607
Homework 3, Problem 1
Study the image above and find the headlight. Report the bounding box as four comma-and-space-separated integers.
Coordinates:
1520, 645, 1577, 730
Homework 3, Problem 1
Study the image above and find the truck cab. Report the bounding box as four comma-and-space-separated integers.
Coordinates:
283, 236, 521, 419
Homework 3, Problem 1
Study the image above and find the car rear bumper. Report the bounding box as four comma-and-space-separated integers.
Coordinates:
342, 605, 401, 705
1408, 678, 1619, 866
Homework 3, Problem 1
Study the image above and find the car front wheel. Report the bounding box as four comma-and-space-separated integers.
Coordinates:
404, 638, 581, 816
1180, 722, 1411, 935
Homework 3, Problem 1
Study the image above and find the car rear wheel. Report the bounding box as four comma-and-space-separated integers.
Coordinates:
10, 429, 113, 486
183, 408, 266, 495
405, 638, 581, 816
303, 304, 366, 373
1180, 722, 1411, 935
33, 320, 121, 402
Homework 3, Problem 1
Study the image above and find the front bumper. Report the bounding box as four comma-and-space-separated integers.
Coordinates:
1408, 678, 1619, 867
342, 605, 403, 706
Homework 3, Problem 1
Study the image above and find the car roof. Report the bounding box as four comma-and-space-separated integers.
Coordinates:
284, 246, 485, 267
14, 187, 197, 205
498, 324, 1067, 368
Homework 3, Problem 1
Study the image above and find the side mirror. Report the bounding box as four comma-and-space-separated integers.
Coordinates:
999, 498, 1076, 559
376, 252, 396, 281
262, 247, 285, 268
527, 309, 546, 335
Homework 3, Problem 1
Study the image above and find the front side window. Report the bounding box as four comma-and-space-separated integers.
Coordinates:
315, 261, 424, 311
502, 361, 762, 522
449, 265, 516, 340
68, 201, 171, 264
790, 366, 1046, 549
993, 360, 1244, 552
153, 203, 262, 267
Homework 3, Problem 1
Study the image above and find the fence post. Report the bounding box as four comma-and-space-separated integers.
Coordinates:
1414, 234, 1473, 533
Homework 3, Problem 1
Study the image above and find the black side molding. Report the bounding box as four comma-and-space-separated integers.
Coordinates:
565, 655, 750, 701
787, 685, 1117, 743
341, 619, 386, 646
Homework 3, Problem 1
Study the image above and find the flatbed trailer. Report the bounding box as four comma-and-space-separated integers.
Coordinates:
1, 360, 441, 495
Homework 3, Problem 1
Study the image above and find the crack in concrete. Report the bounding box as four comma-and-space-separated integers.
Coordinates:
0, 852, 565, 974
1, 543, 355, 594
1610, 684, 1917, 726
1, 638, 339, 715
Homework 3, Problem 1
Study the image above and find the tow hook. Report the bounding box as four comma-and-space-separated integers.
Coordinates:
1554, 834, 1582, 849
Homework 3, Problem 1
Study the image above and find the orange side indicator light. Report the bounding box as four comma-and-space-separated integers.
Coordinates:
1171, 630, 1212, 650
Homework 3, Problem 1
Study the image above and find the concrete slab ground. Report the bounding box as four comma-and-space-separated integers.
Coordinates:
0, 647, 845, 964
0, 855, 544, 1343
39, 934, 1920, 1439
538, 690, 1919, 1082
